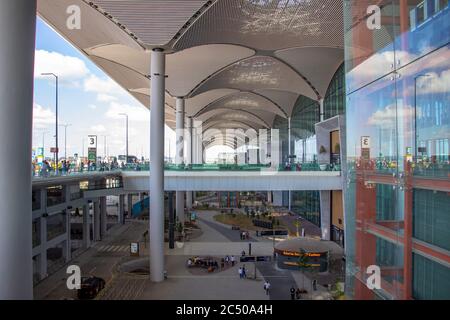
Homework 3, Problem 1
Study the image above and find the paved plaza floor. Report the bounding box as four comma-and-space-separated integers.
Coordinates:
34, 210, 339, 300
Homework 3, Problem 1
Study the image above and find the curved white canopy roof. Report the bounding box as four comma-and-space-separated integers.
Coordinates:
37, 0, 344, 134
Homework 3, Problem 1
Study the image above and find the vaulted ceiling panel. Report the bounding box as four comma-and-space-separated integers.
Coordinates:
191, 56, 317, 100
174, 0, 344, 51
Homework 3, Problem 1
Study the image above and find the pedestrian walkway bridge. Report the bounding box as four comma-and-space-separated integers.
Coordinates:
32, 168, 342, 192
123, 170, 341, 191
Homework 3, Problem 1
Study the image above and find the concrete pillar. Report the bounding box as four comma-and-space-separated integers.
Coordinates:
288, 116, 292, 211
320, 191, 331, 241
149, 48, 166, 282
259, 129, 267, 165
319, 98, 324, 122
186, 190, 193, 210
273, 192, 283, 206
82, 203, 91, 248
234, 137, 238, 164
193, 119, 203, 165
256, 133, 261, 164
127, 193, 133, 218
175, 98, 185, 223
100, 196, 107, 236
288, 117, 292, 160
118, 194, 125, 224
0, 0, 36, 299
93, 201, 101, 241
186, 117, 193, 210
271, 129, 280, 169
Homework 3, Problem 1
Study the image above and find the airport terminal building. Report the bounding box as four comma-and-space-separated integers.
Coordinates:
0, 0, 448, 300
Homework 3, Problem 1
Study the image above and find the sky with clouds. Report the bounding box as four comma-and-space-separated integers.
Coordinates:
33, 18, 175, 160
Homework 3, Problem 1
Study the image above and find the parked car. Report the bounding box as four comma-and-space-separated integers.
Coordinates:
77, 276, 105, 300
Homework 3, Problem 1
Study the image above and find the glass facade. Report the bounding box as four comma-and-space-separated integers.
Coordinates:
344, 0, 450, 300
289, 96, 321, 225
272, 115, 289, 165
47, 211, 66, 241
324, 63, 346, 120
292, 95, 319, 163
291, 190, 321, 226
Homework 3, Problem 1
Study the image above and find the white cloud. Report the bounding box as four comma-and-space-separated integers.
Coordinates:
416, 70, 450, 95
88, 104, 97, 110
90, 124, 107, 133
105, 101, 149, 122
367, 103, 415, 128
34, 50, 89, 81
84, 74, 127, 95
33, 103, 55, 129
97, 93, 118, 102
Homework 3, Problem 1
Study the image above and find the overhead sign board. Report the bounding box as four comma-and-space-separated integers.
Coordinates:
361, 136, 371, 160
87, 135, 97, 162
361, 136, 371, 149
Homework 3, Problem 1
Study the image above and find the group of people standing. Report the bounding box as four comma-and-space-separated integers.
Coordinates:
238, 265, 247, 279
290, 286, 305, 300
223, 255, 236, 267
240, 231, 250, 240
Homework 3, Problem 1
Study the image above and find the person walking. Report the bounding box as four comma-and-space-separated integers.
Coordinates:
296, 288, 301, 300
238, 267, 243, 279
290, 286, 296, 300
263, 281, 271, 295
242, 265, 246, 278
231, 255, 235, 266
225, 255, 229, 265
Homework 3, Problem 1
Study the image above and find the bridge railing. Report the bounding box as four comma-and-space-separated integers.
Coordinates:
32, 161, 340, 179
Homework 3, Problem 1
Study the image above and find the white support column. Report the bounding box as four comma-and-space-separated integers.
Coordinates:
93, 200, 101, 241
319, 98, 324, 122
271, 129, 280, 169
149, 48, 166, 282
118, 194, 125, 224
320, 191, 331, 240
256, 133, 260, 164
82, 203, 91, 248
259, 129, 267, 165
0, 0, 36, 299
186, 117, 193, 210
175, 98, 185, 223
100, 196, 107, 237
193, 119, 203, 165
288, 117, 292, 211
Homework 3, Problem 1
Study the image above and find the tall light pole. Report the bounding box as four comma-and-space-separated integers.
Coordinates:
119, 113, 129, 163
101, 135, 108, 160
59, 123, 71, 160
82, 138, 85, 158
42, 72, 59, 173
36, 129, 48, 159
414, 74, 430, 161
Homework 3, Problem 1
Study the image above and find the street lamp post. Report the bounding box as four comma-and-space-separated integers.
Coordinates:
119, 113, 129, 163
414, 74, 430, 161
59, 124, 71, 160
101, 135, 108, 160
42, 72, 59, 173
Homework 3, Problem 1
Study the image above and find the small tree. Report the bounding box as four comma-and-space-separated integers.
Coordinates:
298, 249, 311, 294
